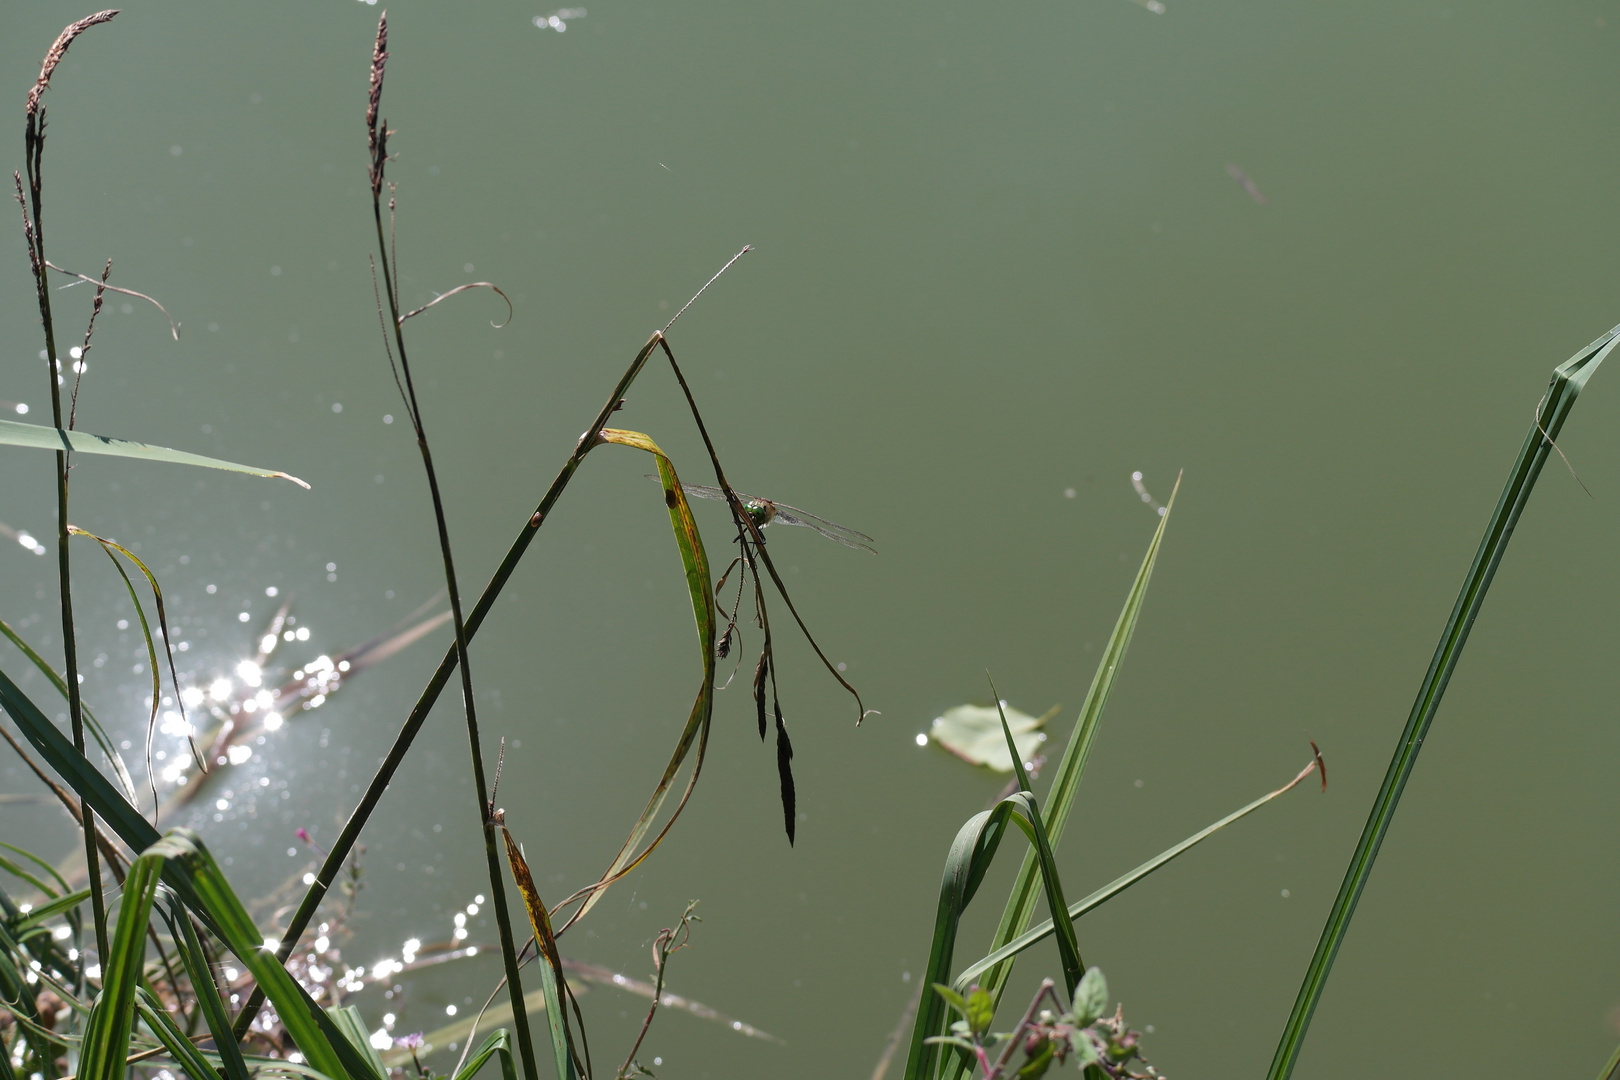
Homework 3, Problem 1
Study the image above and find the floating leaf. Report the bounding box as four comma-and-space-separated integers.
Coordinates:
928, 704, 1053, 773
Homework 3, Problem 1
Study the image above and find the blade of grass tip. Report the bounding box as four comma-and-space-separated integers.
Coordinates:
0, 838, 74, 897
69, 528, 204, 779
1266, 325, 1620, 1080
955, 749, 1325, 990
501, 828, 580, 1080
0, 418, 308, 486
0, 616, 138, 804
1598, 1041, 1620, 1080
976, 473, 1180, 1013
987, 675, 1033, 796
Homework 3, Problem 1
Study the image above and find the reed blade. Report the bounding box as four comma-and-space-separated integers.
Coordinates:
564, 430, 716, 925
976, 475, 1180, 1008
1266, 324, 1620, 1080
0, 615, 138, 803
954, 751, 1324, 990
76, 839, 164, 1080
0, 417, 307, 486
502, 830, 579, 1080
899, 791, 1086, 1080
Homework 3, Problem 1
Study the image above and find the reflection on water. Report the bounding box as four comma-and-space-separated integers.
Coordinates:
533, 8, 586, 32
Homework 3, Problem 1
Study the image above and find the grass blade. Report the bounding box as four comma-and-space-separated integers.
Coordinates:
501, 829, 579, 1080
0, 614, 138, 803
0, 417, 308, 486
976, 475, 1180, 1009
0, 662, 160, 853
900, 791, 1087, 1080
455, 1029, 520, 1080
136, 988, 223, 1080
954, 750, 1325, 990
563, 429, 716, 926
155, 892, 251, 1080
328, 1005, 389, 1079
77, 838, 164, 1080
1266, 324, 1620, 1080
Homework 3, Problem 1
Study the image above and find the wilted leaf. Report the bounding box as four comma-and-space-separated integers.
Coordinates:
928, 703, 1053, 773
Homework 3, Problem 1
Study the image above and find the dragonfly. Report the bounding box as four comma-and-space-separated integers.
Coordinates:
648, 477, 876, 554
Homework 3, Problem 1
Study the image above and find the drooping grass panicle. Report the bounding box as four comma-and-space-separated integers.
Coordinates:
25, 11, 118, 120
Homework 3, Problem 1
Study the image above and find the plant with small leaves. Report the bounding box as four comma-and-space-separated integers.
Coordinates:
925, 969, 1163, 1080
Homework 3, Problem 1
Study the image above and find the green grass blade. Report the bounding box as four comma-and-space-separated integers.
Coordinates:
1599, 1041, 1620, 1080
990, 687, 1083, 998
0, 416, 308, 486
956, 752, 1324, 990
156, 892, 251, 1080
161, 830, 369, 1080
11, 888, 91, 933
328, 1005, 389, 1079
901, 790, 1090, 1080
77, 840, 165, 1080
454, 1029, 519, 1080
0, 615, 139, 803
71, 528, 205, 795
1266, 324, 1620, 1080
976, 475, 1180, 1010
0, 662, 160, 853
137, 987, 222, 1080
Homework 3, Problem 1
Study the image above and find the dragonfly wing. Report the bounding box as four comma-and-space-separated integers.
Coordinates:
771, 508, 878, 554
771, 504, 876, 544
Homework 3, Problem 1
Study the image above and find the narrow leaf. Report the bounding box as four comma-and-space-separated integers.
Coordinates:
954, 751, 1324, 990
501, 829, 578, 1080
565, 429, 716, 923
1267, 324, 1620, 1080
975, 476, 1180, 1015
0, 416, 308, 486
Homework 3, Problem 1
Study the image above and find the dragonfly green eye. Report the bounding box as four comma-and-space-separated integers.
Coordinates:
745, 502, 772, 528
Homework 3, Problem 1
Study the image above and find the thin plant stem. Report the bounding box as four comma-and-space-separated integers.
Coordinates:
231, 328, 665, 1042
358, 18, 538, 1078
19, 21, 115, 964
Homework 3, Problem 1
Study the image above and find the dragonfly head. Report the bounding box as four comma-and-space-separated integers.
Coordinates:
745, 500, 775, 529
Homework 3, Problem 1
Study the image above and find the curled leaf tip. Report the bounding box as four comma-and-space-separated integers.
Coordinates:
1309, 739, 1327, 792
273, 471, 312, 490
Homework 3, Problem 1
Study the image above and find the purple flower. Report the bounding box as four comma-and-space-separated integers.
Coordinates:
394, 1033, 425, 1051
